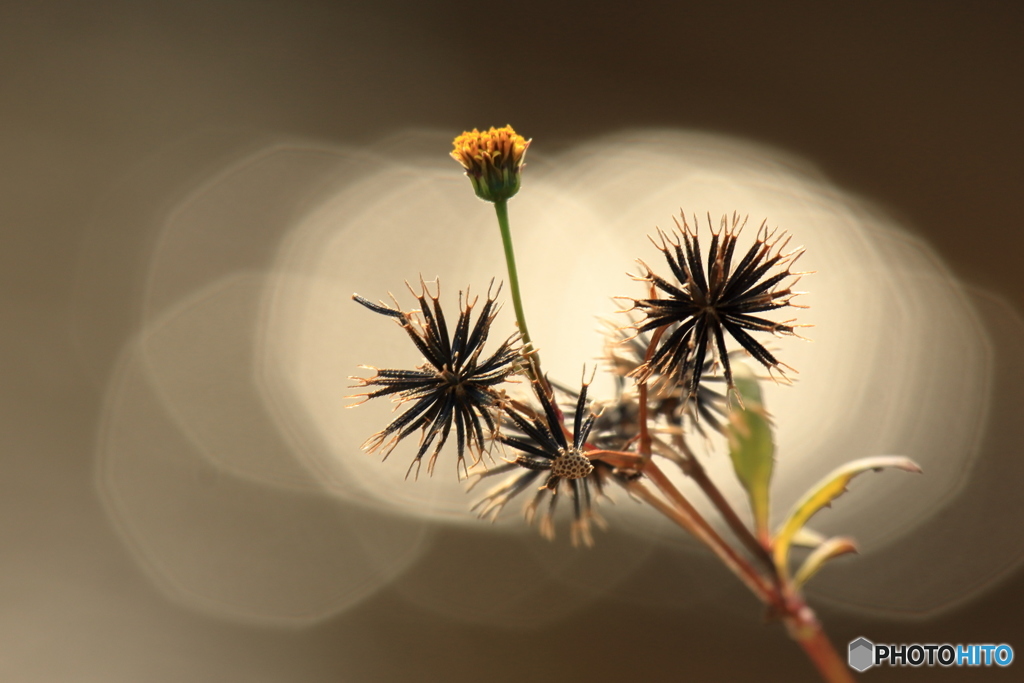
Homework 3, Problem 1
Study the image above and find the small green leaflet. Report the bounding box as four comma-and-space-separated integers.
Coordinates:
725, 367, 774, 544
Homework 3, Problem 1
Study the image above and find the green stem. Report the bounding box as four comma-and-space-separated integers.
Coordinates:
493, 199, 540, 380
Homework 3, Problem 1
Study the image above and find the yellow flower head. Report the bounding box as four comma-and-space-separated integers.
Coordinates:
450, 125, 530, 203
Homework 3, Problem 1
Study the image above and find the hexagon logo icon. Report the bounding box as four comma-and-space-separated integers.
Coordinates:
848, 637, 875, 672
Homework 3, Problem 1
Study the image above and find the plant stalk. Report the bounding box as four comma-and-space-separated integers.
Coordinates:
493, 199, 541, 381
784, 603, 855, 683
671, 434, 777, 573
636, 323, 665, 462
642, 459, 849, 683
641, 461, 777, 605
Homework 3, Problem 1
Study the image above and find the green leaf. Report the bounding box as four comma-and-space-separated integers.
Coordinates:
773, 456, 922, 578
793, 536, 858, 589
725, 367, 774, 544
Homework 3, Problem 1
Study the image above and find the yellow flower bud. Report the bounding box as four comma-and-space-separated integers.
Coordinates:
450, 125, 530, 203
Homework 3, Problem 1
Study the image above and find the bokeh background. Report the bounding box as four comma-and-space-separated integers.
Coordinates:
3, 2, 1023, 681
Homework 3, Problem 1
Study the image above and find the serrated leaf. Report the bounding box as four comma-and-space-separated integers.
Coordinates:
725, 368, 774, 544
773, 456, 922, 578
793, 536, 859, 589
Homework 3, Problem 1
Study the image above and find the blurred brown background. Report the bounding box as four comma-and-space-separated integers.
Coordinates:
2, 1, 1022, 681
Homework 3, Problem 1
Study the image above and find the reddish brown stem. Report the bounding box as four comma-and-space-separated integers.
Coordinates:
625, 480, 773, 604
671, 434, 776, 573
783, 600, 855, 683
639, 462, 850, 683
583, 449, 644, 470
641, 461, 778, 607
637, 325, 665, 462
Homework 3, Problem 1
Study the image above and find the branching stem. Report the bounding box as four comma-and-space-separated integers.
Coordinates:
637, 462, 851, 682
641, 461, 777, 605
670, 433, 777, 573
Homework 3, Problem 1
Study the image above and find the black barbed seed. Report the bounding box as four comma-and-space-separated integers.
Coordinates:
352, 294, 405, 319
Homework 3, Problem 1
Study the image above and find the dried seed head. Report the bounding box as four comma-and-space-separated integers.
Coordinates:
630, 211, 808, 398
551, 447, 594, 480
350, 279, 519, 480
470, 378, 608, 546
